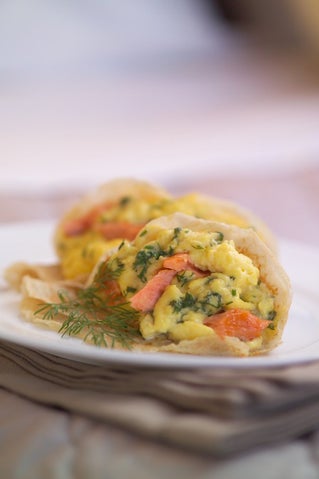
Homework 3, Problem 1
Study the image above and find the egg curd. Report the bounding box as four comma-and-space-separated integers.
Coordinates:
106, 221, 276, 350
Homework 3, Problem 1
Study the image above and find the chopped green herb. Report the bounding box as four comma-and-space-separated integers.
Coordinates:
231, 289, 237, 296
199, 291, 222, 313
170, 293, 196, 313
215, 232, 224, 243
176, 271, 195, 287
139, 229, 147, 237
170, 290, 223, 316
172, 227, 182, 241
119, 196, 131, 207
191, 243, 204, 250
57, 242, 67, 253
133, 243, 172, 282
126, 286, 137, 294
267, 310, 277, 321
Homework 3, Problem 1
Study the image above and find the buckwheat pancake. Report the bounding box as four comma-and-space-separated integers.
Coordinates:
95, 213, 290, 356
16, 213, 290, 357
53, 178, 277, 282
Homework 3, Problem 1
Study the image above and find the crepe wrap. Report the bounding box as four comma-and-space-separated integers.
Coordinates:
54, 178, 277, 260
11, 213, 291, 358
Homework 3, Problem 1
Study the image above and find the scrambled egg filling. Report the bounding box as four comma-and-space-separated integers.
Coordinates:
56, 196, 168, 278
56, 232, 121, 279
110, 225, 275, 343
57, 194, 256, 280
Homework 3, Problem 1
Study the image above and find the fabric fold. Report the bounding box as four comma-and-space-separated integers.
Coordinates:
1, 339, 319, 456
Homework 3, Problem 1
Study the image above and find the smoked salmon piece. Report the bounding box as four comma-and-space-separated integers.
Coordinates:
162, 253, 189, 271
204, 309, 270, 341
163, 253, 207, 277
63, 202, 117, 236
130, 269, 176, 312
63, 217, 91, 236
95, 222, 143, 241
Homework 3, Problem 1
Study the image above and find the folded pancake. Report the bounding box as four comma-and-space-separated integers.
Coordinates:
17, 213, 291, 356
172, 193, 277, 253
4, 262, 63, 291
100, 213, 291, 356
54, 178, 172, 280
54, 178, 277, 282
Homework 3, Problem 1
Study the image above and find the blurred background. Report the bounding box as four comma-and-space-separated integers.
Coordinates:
1, 0, 319, 243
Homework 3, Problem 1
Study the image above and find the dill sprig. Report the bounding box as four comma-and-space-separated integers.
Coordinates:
34, 261, 141, 348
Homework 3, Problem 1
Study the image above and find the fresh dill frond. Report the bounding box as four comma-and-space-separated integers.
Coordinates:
34, 262, 141, 348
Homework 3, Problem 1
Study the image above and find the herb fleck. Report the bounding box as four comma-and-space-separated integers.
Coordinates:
267, 310, 277, 321
215, 232, 224, 243
125, 286, 137, 294
176, 271, 195, 287
172, 227, 182, 241
119, 196, 131, 207
199, 291, 222, 313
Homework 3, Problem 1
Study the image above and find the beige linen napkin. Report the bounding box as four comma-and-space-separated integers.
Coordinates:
1, 339, 319, 457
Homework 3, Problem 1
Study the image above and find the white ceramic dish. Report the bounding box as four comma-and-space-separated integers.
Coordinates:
0, 220, 318, 368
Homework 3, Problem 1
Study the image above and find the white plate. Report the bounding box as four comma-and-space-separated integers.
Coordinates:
1, 220, 319, 369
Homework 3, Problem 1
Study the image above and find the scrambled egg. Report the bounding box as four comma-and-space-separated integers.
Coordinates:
57, 193, 260, 280
110, 225, 275, 344
56, 196, 168, 279
56, 232, 121, 280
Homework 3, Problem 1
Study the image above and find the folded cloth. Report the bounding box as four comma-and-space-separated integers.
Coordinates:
1, 339, 319, 457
